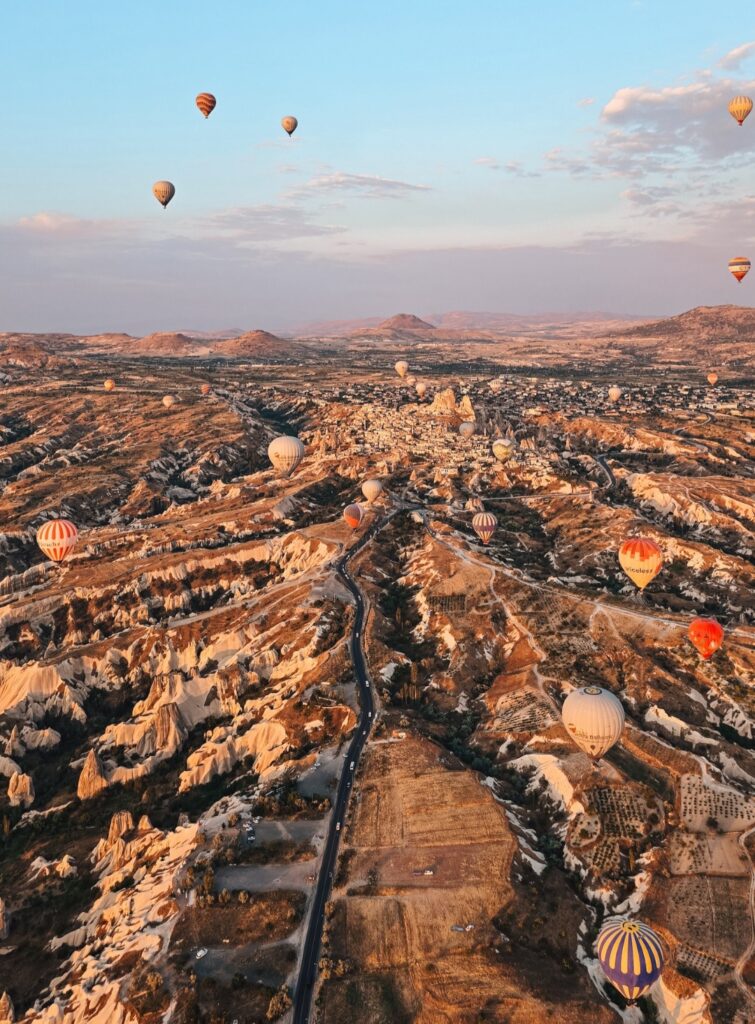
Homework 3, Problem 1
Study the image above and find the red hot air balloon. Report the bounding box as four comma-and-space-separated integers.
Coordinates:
36, 519, 78, 562
688, 618, 724, 660
196, 93, 216, 118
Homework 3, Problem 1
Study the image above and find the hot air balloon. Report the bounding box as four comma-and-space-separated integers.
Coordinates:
728, 95, 753, 126
162, 395, 175, 408
196, 92, 216, 118
406, 375, 417, 387
36, 519, 78, 563
489, 379, 503, 394
688, 617, 724, 660
415, 382, 427, 398
281, 116, 298, 136
596, 919, 665, 1003
268, 435, 305, 477
459, 421, 475, 439
608, 385, 622, 403
707, 371, 718, 386
728, 256, 751, 283
103, 379, 116, 392
343, 503, 363, 529
618, 537, 663, 590
472, 511, 497, 544
561, 686, 625, 759
361, 479, 383, 503
492, 439, 514, 463
395, 360, 409, 379
200, 383, 211, 395
152, 181, 175, 209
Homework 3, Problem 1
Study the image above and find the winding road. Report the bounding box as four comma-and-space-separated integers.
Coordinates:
291, 512, 393, 1024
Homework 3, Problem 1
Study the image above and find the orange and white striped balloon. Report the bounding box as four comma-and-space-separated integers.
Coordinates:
472, 511, 497, 544
618, 537, 663, 590
196, 92, 216, 118
36, 519, 78, 563
728, 256, 750, 283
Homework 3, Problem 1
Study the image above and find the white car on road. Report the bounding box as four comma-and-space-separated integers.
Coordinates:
195, 947, 208, 960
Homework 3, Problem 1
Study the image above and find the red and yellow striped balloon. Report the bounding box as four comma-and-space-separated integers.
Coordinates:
728, 95, 753, 126
36, 519, 78, 563
196, 93, 216, 118
728, 256, 751, 283
472, 511, 497, 544
618, 537, 663, 590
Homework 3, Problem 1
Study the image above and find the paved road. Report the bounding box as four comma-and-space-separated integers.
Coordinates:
291, 512, 393, 1024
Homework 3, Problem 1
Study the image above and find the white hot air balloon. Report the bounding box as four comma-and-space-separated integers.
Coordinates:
395, 360, 409, 379
608, 386, 622, 404
472, 511, 497, 544
489, 379, 503, 394
458, 421, 475, 439
561, 686, 625, 759
268, 435, 305, 477
405, 374, 417, 387
415, 381, 427, 398
361, 478, 383, 503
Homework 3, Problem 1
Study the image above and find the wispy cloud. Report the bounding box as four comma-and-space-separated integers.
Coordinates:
285, 172, 431, 201
577, 97, 596, 108
718, 41, 755, 70
198, 204, 343, 241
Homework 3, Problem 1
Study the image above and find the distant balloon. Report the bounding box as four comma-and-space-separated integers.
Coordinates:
608, 385, 622, 403
36, 519, 78, 563
707, 372, 718, 386
472, 511, 497, 544
162, 395, 175, 408
196, 92, 216, 118
415, 381, 427, 398
492, 439, 514, 463
103, 379, 116, 392
395, 360, 409, 379
281, 116, 298, 136
688, 617, 724, 660
596, 919, 665, 1003
459, 421, 475, 439
562, 686, 624, 759
361, 478, 383, 503
618, 537, 663, 590
489, 379, 503, 394
200, 383, 211, 395
405, 375, 417, 387
728, 256, 751, 283
152, 181, 175, 209
268, 435, 305, 477
343, 503, 363, 529
728, 95, 753, 126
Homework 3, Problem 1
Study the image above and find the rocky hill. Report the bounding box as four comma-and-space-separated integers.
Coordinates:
212, 330, 305, 360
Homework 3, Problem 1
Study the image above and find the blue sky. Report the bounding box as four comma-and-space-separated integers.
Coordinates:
2, 1, 755, 332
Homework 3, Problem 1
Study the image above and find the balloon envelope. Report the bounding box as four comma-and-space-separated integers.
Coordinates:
268, 435, 305, 477
459, 422, 475, 438
103, 379, 116, 392
152, 181, 175, 208
405, 375, 417, 387
608, 386, 622, 403
361, 479, 383, 503
281, 116, 298, 135
728, 256, 751, 283
728, 95, 753, 125
196, 92, 216, 118
415, 382, 427, 398
472, 511, 497, 544
618, 537, 663, 590
596, 920, 664, 1002
492, 439, 513, 463
343, 503, 363, 529
561, 686, 624, 758
395, 360, 409, 378
688, 618, 724, 660
162, 395, 175, 408
707, 372, 718, 386
36, 519, 78, 563
200, 383, 211, 395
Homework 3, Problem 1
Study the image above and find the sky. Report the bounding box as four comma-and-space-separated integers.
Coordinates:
2, 1, 755, 333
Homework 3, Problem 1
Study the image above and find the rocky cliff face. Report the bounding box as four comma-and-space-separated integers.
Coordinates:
7, 772, 33, 808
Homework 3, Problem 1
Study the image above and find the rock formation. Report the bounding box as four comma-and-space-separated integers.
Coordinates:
0, 897, 9, 940
7, 772, 34, 808
0, 991, 14, 1022
76, 749, 108, 801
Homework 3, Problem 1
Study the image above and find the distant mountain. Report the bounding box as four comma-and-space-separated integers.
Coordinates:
378, 313, 436, 331
176, 328, 245, 340
612, 304, 755, 342
212, 330, 306, 359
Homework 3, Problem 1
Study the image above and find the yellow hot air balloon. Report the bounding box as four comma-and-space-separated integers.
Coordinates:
196, 92, 216, 118
36, 519, 78, 563
103, 379, 116, 392
415, 381, 427, 398
162, 395, 175, 408
707, 371, 718, 386
728, 256, 751, 282
728, 95, 753, 126
153, 181, 175, 209
268, 435, 305, 477
618, 537, 663, 590
281, 116, 298, 136
492, 439, 513, 463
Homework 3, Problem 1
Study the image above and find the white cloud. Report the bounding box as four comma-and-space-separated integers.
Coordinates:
718, 41, 755, 70
285, 172, 431, 201
474, 157, 500, 169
